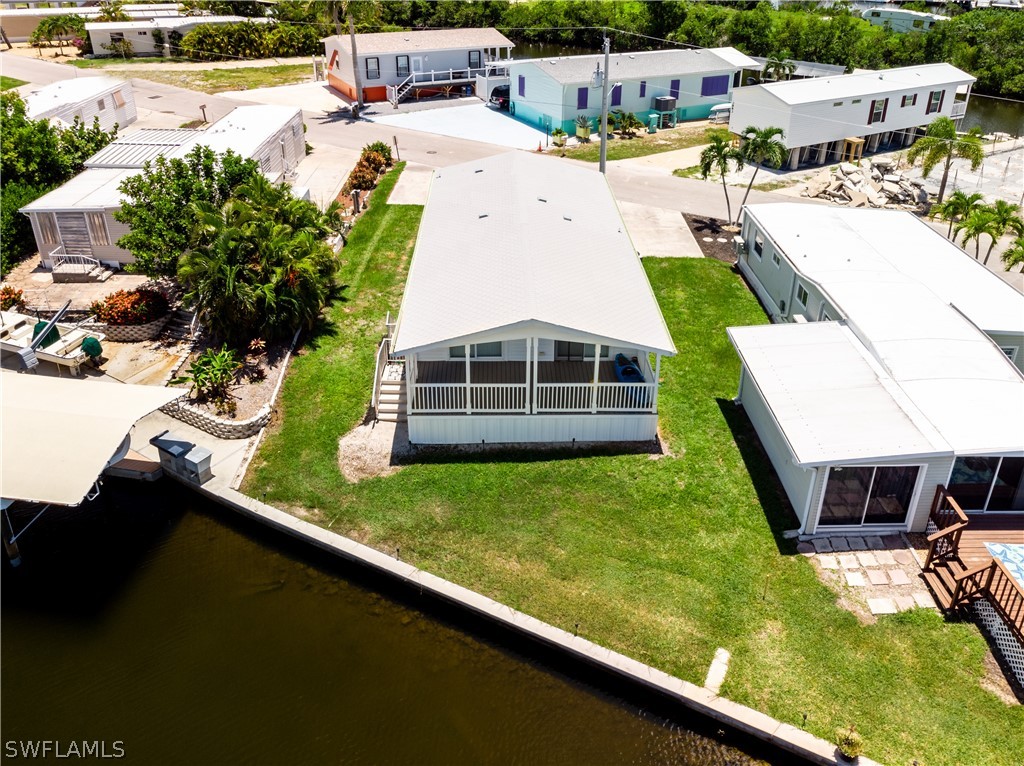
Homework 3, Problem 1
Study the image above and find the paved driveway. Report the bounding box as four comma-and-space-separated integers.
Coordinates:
365, 103, 550, 151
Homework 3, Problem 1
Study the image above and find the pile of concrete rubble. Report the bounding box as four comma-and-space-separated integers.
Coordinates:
802, 158, 929, 209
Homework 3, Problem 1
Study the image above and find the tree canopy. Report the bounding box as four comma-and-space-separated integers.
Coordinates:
115, 145, 261, 276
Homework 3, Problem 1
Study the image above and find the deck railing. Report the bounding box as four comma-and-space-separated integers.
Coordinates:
50, 246, 98, 274
986, 559, 1024, 646
951, 100, 968, 119
924, 484, 969, 569
412, 381, 657, 414
412, 384, 467, 413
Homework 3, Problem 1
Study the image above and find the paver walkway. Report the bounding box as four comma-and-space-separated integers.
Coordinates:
797, 534, 937, 619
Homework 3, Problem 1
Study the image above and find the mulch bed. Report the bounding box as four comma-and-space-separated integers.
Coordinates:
682, 214, 739, 264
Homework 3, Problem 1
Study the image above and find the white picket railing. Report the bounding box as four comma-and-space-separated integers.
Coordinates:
50, 246, 99, 274
470, 383, 528, 412
535, 383, 592, 412
951, 101, 968, 119
596, 382, 655, 411
412, 381, 657, 414
412, 384, 466, 413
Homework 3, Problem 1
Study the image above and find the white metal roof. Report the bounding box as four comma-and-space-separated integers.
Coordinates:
749, 63, 974, 106
85, 15, 263, 31
749, 57, 847, 79
20, 168, 137, 212
729, 322, 949, 465
0, 5, 182, 19
512, 47, 756, 85
0, 372, 182, 506
24, 76, 128, 120
169, 105, 300, 159
744, 204, 1024, 334
326, 27, 514, 55
391, 152, 676, 356
84, 128, 204, 168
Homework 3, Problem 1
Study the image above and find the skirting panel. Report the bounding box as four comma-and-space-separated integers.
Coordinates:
408, 414, 659, 445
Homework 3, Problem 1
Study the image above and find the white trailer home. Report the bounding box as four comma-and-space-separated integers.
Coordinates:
20, 106, 306, 273
728, 203, 1024, 535
23, 76, 137, 132
387, 151, 676, 445
323, 27, 514, 106
0, 4, 180, 43
861, 7, 948, 33
729, 63, 975, 168
85, 15, 269, 57
733, 204, 1024, 370
508, 47, 757, 135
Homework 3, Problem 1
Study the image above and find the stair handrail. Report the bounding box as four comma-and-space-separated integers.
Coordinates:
924, 485, 969, 568
51, 249, 100, 274
985, 558, 1024, 646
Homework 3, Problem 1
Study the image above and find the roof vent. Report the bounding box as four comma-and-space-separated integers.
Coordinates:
479, 214, 489, 219
475, 168, 483, 173
537, 197, 547, 203
563, 215, 572, 221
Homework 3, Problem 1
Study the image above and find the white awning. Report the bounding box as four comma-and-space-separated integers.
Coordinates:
1, 373, 182, 506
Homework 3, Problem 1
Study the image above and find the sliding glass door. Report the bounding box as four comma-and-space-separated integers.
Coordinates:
948, 456, 1024, 512
819, 465, 921, 528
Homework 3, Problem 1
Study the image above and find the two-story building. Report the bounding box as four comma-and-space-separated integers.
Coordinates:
508, 47, 757, 135
323, 27, 514, 106
729, 63, 975, 168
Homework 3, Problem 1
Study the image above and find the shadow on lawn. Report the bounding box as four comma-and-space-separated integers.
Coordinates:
400, 435, 671, 467
716, 397, 800, 556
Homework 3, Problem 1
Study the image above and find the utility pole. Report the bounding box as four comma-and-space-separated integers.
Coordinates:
599, 34, 611, 174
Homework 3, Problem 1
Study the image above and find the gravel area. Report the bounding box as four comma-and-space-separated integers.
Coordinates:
173, 338, 290, 420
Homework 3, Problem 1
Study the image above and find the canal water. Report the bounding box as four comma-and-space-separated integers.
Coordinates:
2, 480, 779, 765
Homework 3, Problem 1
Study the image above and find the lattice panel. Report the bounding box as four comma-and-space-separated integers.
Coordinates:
973, 600, 1024, 688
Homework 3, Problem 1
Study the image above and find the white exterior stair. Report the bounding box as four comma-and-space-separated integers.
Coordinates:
376, 373, 407, 422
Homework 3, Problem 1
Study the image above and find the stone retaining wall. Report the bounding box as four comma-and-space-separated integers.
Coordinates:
161, 399, 271, 440
85, 314, 171, 342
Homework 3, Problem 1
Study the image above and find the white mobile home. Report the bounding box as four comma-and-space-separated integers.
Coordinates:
24, 76, 137, 132
729, 63, 974, 168
733, 204, 1024, 370
0, 4, 181, 43
85, 15, 269, 57
323, 27, 514, 105
861, 7, 948, 33
20, 106, 306, 271
728, 204, 1024, 535
509, 47, 757, 135
388, 152, 676, 445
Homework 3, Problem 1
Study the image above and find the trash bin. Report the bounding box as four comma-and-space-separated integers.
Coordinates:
648, 116, 658, 134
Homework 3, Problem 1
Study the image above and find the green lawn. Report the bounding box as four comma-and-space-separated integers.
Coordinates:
1, 76, 27, 91
70, 61, 310, 93
561, 124, 714, 163
247, 165, 1023, 766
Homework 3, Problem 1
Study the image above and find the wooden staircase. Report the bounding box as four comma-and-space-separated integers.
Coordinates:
376, 373, 406, 423
921, 486, 1024, 645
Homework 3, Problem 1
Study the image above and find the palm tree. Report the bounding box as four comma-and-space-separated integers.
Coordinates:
738, 125, 787, 211
954, 207, 999, 260
1001, 236, 1024, 272
929, 190, 984, 239
699, 131, 744, 226
906, 116, 985, 203
761, 56, 796, 82
982, 200, 1024, 265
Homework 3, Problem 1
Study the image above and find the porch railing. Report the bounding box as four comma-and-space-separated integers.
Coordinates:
924, 484, 969, 569
412, 383, 529, 413
951, 101, 968, 119
50, 246, 98, 274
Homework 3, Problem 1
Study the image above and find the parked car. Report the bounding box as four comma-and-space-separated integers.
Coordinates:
489, 85, 510, 111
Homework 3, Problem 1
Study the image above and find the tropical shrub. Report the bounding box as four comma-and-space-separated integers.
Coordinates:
362, 141, 393, 166
343, 162, 379, 194
101, 37, 134, 58
172, 344, 242, 407
834, 726, 864, 759
359, 151, 388, 174
90, 288, 169, 325
1, 181, 49, 275
0, 286, 26, 312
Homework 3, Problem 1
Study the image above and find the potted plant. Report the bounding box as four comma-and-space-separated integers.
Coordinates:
551, 127, 567, 147
834, 725, 863, 764
575, 114, 592, 142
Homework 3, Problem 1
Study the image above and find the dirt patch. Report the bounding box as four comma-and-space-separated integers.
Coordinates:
338, 419, 413, 483
173, 338, 291, 420
981, 648, 1022, 706
682, 214, 738, 264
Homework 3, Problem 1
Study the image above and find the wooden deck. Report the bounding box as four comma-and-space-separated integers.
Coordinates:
958, 513, 1024, 569
417, 360, 621, 385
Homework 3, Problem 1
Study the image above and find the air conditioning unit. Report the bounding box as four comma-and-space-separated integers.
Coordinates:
733, 236, 748, 256
652, 96, 676, 112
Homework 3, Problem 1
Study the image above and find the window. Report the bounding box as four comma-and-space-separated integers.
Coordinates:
365, 57, 380, 80
669, 79, 680, 99
833, 101, 843, 107
819, 305, 833, 321
396, 55, 409, 77
137, 30, 148, 35
86, 212, 109, 247
912, 19, 924, 28
819, 465, 921, 526
771, 252, 781, 268
36, 213, 58, 243
926, 89, 944, 114
700, 74, 729, 97
870, 10, 881, 16
97, 98, 106, 111
732, 71, 741, 88
796, 283, 809, 306
611, 83, 622, 107
518, 74, 525, 98
753, 233, 764, 259
949, 456, 1024, 511
449, 342, 502, 359
112, 89, 125, 108
1000, 346, 1018, 362
868, 97, 888, 125
110, 32, 125, 42
901, 93, 917, 108
639, 80, 646, 97
851, 98, 862, 105
555, 341, 608, 360
468, 50, 481, 69
577, 87, 588, 110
